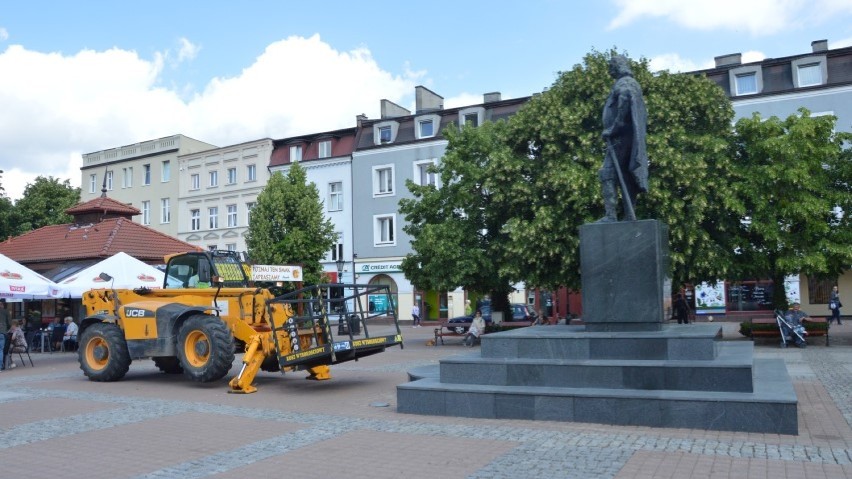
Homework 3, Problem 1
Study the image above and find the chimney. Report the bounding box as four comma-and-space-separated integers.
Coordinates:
714, 53, 742, 68
415, 85, 444, 114
483, 92, 502, 103
380, 100, 411, 119
356, 113, 368, 127
812, 39, 828, 52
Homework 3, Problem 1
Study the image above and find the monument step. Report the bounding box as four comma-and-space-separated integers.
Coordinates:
482, 324, 723, 360
397, 358, 797, 434
439, 341, 754, 392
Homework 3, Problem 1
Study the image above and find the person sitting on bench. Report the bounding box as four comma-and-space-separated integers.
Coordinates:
464, 310, 486, 347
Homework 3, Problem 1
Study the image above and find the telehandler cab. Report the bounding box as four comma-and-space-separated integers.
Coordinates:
77, 250, 403, 393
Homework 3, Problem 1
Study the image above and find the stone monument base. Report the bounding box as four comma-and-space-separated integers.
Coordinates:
398, 325, 797, 434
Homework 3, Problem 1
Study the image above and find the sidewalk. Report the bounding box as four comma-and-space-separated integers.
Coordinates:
0, 321, 850, 478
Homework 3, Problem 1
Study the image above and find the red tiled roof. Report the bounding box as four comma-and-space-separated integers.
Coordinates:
66, 196, 141, 216
0, 218, 201, 263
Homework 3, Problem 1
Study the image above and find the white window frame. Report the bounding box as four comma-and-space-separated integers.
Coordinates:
190, 209, 200, 231
331, 237, 343, 261
190, 173, 200, 190
792, 55, 827, 88
246, 164, 257, 182
227, 204, 238, 227
141, 201, 150, 225
122, 167, 133, 188
459, 107, 484, 128
226, 243, 237, 252
246, 202, 256, 224
328, 182, 343, 211
318, 140, 332, 158
372, 164, 395, 197
419, 119, 434, 138
208, 206, 219, 229
414, 159, 438, 187
379, 126, 392, 143
105, 171, 113, 191
729, 65, 762, 96
290, 145, 302, 162
374, 121, 399, 145
160, 198, 170, 224
209, 170, 218, 187
161, 160, 170, 182
89, 174, 97, 194
227, 167, 237, 185
374, 214, 396, 247
143, 164, 151, 185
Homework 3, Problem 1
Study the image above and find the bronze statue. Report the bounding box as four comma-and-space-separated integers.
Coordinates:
598, 54, 648, 222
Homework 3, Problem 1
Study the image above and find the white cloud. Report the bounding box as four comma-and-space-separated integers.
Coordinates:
650, 50, 765, 73
608, 0, 852, 35
0, 28, 8, 42
176, 37, 200, 63
0, 34, 417, 201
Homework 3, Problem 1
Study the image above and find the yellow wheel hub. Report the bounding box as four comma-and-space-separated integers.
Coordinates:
85, 337, 110, 371
184, 330, 211, 367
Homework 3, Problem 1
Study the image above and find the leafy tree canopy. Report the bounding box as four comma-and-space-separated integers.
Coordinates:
732, 109, 852, 307
246, 163, 337, 286
12, 176, 80, 234
402, 49, 741, 301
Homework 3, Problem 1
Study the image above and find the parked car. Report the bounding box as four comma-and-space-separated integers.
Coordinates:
445, 303, 533, 334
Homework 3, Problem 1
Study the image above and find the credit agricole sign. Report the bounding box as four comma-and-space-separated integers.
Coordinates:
358, 262, 402, 273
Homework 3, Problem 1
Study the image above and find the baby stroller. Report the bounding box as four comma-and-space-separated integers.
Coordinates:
775, 309, 807, 348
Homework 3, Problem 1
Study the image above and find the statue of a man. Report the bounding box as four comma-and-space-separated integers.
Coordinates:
598, 54, 649, 222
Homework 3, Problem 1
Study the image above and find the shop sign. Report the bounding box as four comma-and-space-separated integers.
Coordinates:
358, 262, 402, 274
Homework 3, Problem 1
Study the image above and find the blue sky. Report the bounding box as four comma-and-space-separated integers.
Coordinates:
2, 0, 852, 200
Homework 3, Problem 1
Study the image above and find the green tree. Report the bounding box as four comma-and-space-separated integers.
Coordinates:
246, 164, 337, 286
12, 176, 80, 234
401, 50, 741, 303
400, 121, 519, 312
732, 110, 852, 308
0, 196, 14, 239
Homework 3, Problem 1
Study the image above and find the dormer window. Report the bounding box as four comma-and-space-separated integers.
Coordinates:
792, 55, 826, 88
379, 126, 392, 143
290, 145, 302, 162
729, 65, 762, 96
458, 107, 484, 128
415, 114, 440, 139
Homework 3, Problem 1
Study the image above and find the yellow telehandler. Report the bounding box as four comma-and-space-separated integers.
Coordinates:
77, 250, 403, 393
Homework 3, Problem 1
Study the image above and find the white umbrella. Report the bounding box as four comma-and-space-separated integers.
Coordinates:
0, 253, 61, 299
59, 252, 165, 298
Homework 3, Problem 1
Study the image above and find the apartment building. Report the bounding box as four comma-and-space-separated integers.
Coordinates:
80, 135, 218, 238
267, 127, 359, 282
177, 138, 274, 252
351, 87, 529, 321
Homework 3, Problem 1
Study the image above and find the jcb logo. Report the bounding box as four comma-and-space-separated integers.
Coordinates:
125, 308, 151, 318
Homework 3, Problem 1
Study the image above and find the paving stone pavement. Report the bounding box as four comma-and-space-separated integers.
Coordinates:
1, 320, 850, 478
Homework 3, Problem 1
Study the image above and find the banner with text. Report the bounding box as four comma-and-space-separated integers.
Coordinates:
251, 265, 303, 282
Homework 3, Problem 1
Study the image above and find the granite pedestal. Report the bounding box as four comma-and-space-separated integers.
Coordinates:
398, 220, 797, 434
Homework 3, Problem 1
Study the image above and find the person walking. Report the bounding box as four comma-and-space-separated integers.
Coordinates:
829, 285, 842, 325
411, 304, 421, 328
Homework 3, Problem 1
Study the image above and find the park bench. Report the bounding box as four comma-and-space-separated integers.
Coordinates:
743, 315, 830, 346
433, 320, 533, 345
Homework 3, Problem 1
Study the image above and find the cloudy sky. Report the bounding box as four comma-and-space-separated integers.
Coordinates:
1, 0, 851, 201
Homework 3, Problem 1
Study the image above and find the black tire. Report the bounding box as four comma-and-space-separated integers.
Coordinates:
78, 322, 131, 382
452, 326, 468, 334
153, 356, 184, 374
177, 314, 235, 382
260, 354, 281, 372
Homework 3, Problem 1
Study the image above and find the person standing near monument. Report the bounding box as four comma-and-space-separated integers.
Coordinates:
598, 54, 649, 222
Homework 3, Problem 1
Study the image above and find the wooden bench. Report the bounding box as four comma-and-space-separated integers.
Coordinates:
746, 316, 829, 346
433, 320, 533, 345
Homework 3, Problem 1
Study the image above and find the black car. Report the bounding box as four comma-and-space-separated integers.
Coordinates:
445, 303, 532, 334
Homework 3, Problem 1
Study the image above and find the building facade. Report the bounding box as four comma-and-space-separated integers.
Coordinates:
176, 138, 274, 252
80, 135, 218, 238
352, 87, 529, 321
